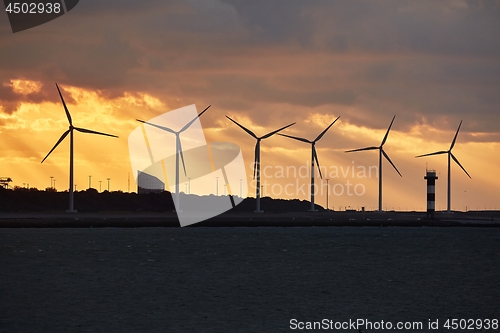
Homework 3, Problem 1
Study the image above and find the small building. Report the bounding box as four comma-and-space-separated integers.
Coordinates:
137, 171, 164, 194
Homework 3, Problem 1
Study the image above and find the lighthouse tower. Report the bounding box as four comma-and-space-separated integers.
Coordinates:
424, 169, 438, 219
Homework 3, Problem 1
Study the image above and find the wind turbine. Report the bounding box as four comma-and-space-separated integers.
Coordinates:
136, 105, 211, 211
279, 116, 340, 211
415, 120, 471, 213
345, 115, 402, 212
41, 83, 118, 212
226, 116, 295, 212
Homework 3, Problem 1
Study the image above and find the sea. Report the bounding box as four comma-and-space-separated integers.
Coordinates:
1, 227, 499, 333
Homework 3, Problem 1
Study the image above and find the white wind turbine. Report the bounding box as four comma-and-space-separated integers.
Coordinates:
41, 83, 118, 212
136, 105, 211, 211
345, 115, 402, 212
226, 116, 295, 213
416, 120, 471, 213
279, 116, 340, 211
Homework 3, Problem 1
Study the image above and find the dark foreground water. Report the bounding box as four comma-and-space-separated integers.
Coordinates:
1, 227, 499, 333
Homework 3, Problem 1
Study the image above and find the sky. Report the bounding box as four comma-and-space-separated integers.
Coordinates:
0, 0, 499, 211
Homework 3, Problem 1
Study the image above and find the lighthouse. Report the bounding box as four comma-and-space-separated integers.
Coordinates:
424, 169, 438, 219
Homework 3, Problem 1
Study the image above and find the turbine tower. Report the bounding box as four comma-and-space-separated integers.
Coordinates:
416, 120, 471, 213
345, 115, 402, 212
226, 116, 295, 213
279, 116, 340, 211
136, 105, 211, 211
41, 83, 118, 212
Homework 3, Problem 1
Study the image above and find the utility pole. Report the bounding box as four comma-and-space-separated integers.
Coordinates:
107, 178, 110, 192
50, 176, 54, 189
53, 179, 56, 190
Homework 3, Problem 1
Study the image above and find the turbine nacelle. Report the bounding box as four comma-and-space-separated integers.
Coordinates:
278, 116, 340, 181
226, 115, 295, 212
226, 115, 295, 180
344, 115, 401, 212
41, 83, 118, 212
415, 120, 471, 179
415, 120, 471, 212
41, 83, 119, 164
278, 116, 340, 211
345, 115, 401, 177
137, 105, 211, 177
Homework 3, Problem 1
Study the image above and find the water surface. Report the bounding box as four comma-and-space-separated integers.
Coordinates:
1, 227, 499, 332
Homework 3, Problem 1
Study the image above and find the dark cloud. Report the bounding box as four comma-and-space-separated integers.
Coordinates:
0, 0, 498, 135
0, 81, 63, 114
221, 0, 315, 45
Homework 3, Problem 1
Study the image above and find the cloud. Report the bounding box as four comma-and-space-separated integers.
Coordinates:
0, 0, 499, 200
0, 80, 62, 114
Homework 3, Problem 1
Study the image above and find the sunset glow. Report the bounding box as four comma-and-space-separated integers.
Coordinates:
1, 1, 499, 211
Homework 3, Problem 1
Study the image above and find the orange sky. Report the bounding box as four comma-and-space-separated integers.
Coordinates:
1, 1, 499, 211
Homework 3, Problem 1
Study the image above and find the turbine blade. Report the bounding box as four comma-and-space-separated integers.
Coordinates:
74, 127, 118, 138
382, 149, 402, 177
313, 146, 323, 179
177, 136, 187, 176
55, 83, 72, 126
450, 152, 471, 179
41, 129, 70, 163
136, 119, 176, 134
415, 151, 447, 158
261, 122, 296, 139
450, 120, 463, 150
180, 105, 211, 132
278, 133, 311, 144
381, 115, 396, 146
226, 116, 258, 139
253, 141, 260, 179
314, 116, 340, 142
345, 146, 379, 153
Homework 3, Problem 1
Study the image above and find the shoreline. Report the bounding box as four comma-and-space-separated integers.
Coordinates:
0, 211, 498, 228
